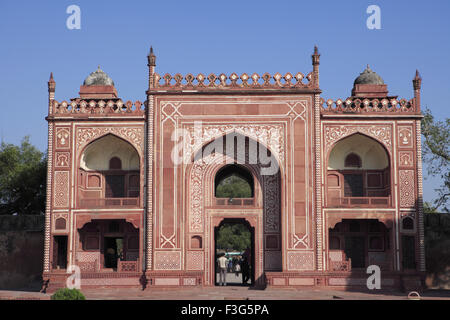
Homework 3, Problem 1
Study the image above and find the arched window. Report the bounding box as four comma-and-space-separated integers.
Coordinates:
402, 217, 414, 230
215, 165, 254, 198
109, 157, 122, 170
345, 153, 362, 168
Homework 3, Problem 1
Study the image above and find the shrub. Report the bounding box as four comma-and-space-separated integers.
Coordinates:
51, 288, 86, 300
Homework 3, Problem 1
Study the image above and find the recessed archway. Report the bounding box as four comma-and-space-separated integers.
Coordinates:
215, 164, 254, 199
214, 218, 255, 286
77, 219, 140, 272
328, 219, 392, 271
186, 132, 282, 286
78, 134, 141, 208
326, 133, 391, 207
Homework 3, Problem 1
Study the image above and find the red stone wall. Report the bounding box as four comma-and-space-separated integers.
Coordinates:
152, 94, 315, 284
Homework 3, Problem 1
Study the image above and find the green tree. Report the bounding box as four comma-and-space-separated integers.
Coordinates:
0, 136, 47, 215
216, 223, 251, 252
216, 175, 252, 198
421, 108, 449, 212
423, 201, 439, 214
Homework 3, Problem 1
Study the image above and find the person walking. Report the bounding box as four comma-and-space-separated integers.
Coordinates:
217, 253, 228, 286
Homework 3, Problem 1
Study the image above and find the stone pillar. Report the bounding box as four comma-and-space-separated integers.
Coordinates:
145, 47, 156, 271
312, 47, 323, 271
416, 120, 426, 272
44, 73, 55, 273
314, 94, 323, 271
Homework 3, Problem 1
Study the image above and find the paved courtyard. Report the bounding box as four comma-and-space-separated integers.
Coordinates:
1, 285, 449, 300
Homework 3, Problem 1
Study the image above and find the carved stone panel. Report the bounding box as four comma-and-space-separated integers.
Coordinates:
399, 170, 415, 208
154, 251, 181, 270
54, 171, 69, 208
398, 125, 413, 149
324, 125, 392, 154
55, 127, 70, 150
55, 152, 70, 168
287, 251, 314, 271
399, 151, 414, 168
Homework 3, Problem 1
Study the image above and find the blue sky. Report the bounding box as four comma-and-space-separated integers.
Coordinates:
0, 0, 449, 202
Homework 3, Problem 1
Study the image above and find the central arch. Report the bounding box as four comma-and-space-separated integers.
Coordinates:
185, 132, 282, 286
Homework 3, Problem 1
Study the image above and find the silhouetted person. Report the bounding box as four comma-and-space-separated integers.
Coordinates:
241, 256, 250, 284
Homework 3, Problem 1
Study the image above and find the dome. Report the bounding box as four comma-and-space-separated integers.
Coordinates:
83, 66, 115, 86
353, 65, 384, 85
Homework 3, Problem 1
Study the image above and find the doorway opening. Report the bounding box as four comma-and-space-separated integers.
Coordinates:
104, 237, 123, 269
329, 219, 392, 270
214, 218, 254, 286
52, 236, 68, 270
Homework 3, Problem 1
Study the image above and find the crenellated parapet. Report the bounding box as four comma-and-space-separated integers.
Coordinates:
51, 99, 145, 117
150, 71, 316, 91
320, 97, 418, 115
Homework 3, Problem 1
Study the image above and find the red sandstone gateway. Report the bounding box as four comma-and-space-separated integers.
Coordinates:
42, 47, 425, 292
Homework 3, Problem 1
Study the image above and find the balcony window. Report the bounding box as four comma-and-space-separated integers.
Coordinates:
78, 134, 140, 208
327, 133, 391, 208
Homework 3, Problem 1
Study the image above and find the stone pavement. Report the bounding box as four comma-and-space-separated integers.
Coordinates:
1, 286, 450, 300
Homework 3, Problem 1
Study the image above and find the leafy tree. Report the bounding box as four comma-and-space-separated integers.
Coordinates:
216, 175, 252, 198
216, 223, 251, 252
0, 136, 47, 215
424, 201, 439, 214
421, 108, 449, 212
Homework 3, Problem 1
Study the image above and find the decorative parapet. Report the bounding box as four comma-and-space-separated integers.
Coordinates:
320, 97, 417, 115
150, 72, 316, 91
51, 99, 145, 116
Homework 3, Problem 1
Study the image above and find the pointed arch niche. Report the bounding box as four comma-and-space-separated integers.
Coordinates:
326, 133, 391, 208
77, 134, 141, 208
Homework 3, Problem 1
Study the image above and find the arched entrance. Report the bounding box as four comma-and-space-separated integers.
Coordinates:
214, 218, 255, 286
186, 132, 282, 286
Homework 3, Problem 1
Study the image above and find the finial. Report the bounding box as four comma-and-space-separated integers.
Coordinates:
413, 69, 422, 91
148, 45, 156, 67
48, 72, 55, 93
415, 69, 421, 79
48, 72, 55, 84
366, 64, 371, 72
312, 45, 320, 66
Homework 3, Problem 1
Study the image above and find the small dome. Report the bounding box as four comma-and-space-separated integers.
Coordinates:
354, 65, 384, 85
83, 66, 115, 86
